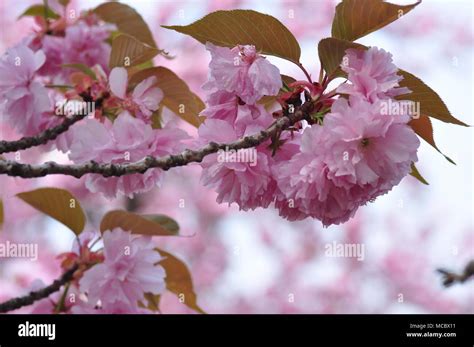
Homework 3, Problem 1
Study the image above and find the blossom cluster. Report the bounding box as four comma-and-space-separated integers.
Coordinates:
73, 228, 165, 314
31, 228, 166, 314
62, 65, 189, 198
199, 45, 420, 226
198, 43, 300, 211
0, 2, 420, 226
0, 6, 114, 136
0, 6, 189, 199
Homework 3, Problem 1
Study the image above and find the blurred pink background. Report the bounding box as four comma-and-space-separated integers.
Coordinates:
0, 0, 473, 313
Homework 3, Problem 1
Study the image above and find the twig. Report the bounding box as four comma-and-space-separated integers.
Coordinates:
0, 113, 89, 154
437, 260, 474, 287
0, 92, 102, 154
0, 264, 78, 313
0, 102, 313, 179
297, 63, 313, 83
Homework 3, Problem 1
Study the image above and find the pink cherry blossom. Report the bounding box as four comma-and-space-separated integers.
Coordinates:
322, 96, 419, 190
68, 112, 189, 199
78, 228, 166, 312
35, 35, 63, 77
0, 44, 52, 135
274, 155, 359, 226
40, 19, 115, 80
203, 42, 282, 104
199, 118, 277, 211
201, 90, 239, 121
274, 95, 420, 226
201, 90, 275, 138
109, 67, 164, 121
337, 47, 410, 102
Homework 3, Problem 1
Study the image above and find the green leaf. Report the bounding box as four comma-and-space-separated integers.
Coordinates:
129, 67, 205, 127
61, 63, 96, 80
100, 210, 179, 236
142, 214, 180, 234
409, 114, 455, 164
397, 70, 468, 126
318, 37, 367, 78
331, 0, 421, 42
94, 2, 156, 48
17, 188, 85, 235
162, 9, 301, 64
155, 248, 205, 314
109, 34, 162, 69
18, 4, 60, 20
410, 163, 429, 185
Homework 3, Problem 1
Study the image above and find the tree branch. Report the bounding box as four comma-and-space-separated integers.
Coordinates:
0, 264, 78, 313
0, 93, 103, 154
437, 260, 474, 287
0, 112, 89, 154
0, 101, 313, 179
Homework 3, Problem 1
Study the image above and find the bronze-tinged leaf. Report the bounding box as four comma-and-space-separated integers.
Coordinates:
409, 163, 429, 185
318, 37, 367, 78
150, 106, 163, 129
100, 210, 178, 236
18, 4, 60, 20
109, 34, 161, 68
17, 188, 85, 235
281, 74, 296, 87
409, 115, 455, 164
156, 248, 205, 314
94, 2, 156, 48
397, 70, 468, 126
142, 214, 180, 234
129, 67, 205, 127
139, 293, 161, 312
162, 9, 301, 64
331, 0, 421, 42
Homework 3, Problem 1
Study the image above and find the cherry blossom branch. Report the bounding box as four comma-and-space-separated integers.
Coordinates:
0, 101, 314, 179
437, 260, 474, 287
0, 112, 88, 154
0, 94, 102, 155
0, 264, 78, 313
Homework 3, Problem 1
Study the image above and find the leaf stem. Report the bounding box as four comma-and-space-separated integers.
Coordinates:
297, 63, 312, 83
54, 282, 70, 313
